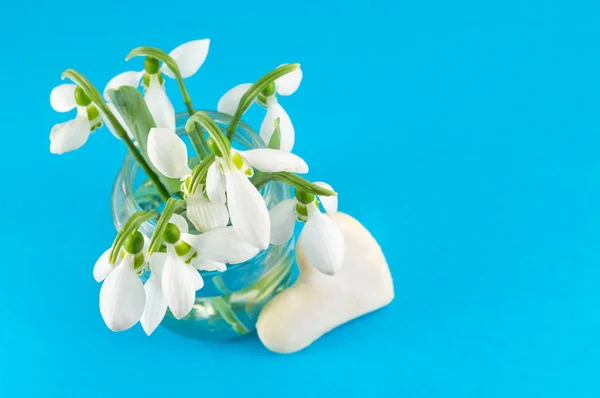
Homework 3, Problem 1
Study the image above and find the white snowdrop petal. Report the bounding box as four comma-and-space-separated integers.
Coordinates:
148, 252, 167, 276
238, 149, 308, 174
274, 64, 303, 96
50, 84, 77, 112
49, 115, 91, 154
192, 256, 227, 272
260, 103, 295, 152
183, 226, 260, 264
169, 213, 189, 234
315, 182, 338, 213
93, 248, 113, 282
217, 83, 252, 115
146, 127, 191, 179
161, 247, 195, 319
298, 205, 345, 276
186, 264, 205, 291
269, 199, 297, 245
162, 39, 210, 79
225, 168, 270, 250
99, 256, 146, 332
140, 273, 168, 336
145, 76, 175, 131
206, 161, 226, 204
102, 71, 143, 100
186, 193, 229, 232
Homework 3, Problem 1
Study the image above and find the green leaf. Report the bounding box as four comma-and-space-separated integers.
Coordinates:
106, 87, 154, 154
106, 86, 181, 194
267, 118, 281, 149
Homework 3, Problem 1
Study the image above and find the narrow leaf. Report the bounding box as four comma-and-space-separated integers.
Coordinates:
107, 86, 181, 194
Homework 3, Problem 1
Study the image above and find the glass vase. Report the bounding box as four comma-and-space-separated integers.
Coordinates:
111, 111, 295, 340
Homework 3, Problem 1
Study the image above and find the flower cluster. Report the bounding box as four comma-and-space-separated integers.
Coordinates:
50, 39, 345, 334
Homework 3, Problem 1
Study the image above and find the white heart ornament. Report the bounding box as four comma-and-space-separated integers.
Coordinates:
257, 212, 395, 353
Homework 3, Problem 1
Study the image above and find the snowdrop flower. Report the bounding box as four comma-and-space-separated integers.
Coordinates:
148, 214, 206, 323
103, 39, 210, 131
49, 84, 105, 154
145, 127, 230, 233
206, 145, 309, 250
93, 231, 148, 331
140, 214, 258, 335
217, 64, 302, 152
269, 183, 344, 275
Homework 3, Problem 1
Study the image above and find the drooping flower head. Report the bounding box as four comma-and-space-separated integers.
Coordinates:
49, 84, 105, 154
93, 231, 148, 332
103, 40, 211, 131
217, 64, 303, 152
269, 182, 344, 275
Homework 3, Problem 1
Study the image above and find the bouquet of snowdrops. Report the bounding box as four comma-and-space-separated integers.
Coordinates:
49, 39, 344, 335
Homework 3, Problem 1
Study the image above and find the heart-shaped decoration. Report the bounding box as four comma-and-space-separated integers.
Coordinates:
257, 212, 395, 353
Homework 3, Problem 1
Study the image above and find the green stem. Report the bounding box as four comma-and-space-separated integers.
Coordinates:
253, 172, 337, 196
122, 134, 171, 201
211, 296, 250, 334
178, 80, 210, 159
251, 172, 275, 191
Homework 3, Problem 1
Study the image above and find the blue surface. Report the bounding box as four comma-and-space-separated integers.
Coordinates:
1, 0, 599, 396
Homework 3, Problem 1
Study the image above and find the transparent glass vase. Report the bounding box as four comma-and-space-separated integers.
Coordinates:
111, 111, 295, 340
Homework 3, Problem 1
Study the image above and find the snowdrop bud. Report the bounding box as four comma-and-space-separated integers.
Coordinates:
163, 223, 181, 244
207, 136, 224, 157
295, 190, 315, 204
144, 57, 160, 74
261, 82, 276, 97
74, 87, 91, 106
124, 231, 145, 255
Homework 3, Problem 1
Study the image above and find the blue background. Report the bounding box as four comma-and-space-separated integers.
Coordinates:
1, 0, 599, 396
